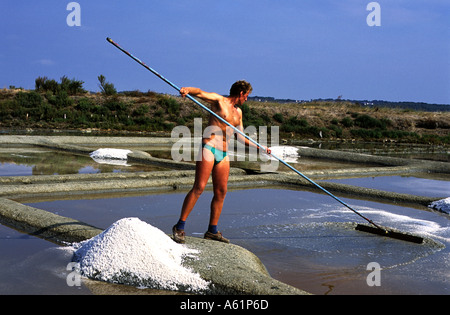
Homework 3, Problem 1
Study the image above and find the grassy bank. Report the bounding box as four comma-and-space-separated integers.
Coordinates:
1, 86, 449, 145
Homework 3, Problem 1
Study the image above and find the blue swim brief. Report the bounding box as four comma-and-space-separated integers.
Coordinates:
202, 143, 228, 165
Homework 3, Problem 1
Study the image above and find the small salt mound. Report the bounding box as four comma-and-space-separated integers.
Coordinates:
429, 197, 450, 214
269, 146, 300, 162
90, 148, 131, 160
90, 148, 132, 166
72, 217, 210, 293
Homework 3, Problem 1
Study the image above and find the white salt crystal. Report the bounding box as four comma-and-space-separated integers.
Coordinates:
429, 197, 450, 214
89, 148, 132, 166
269, 146, 300, 162
72, 217, 210, 293
90, 148, 132, 160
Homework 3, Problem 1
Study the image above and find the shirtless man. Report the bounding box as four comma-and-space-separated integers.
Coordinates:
172, 80, 270, 243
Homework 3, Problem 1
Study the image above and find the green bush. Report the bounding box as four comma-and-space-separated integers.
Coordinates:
35, 76, 59, 94
133, 104, 149, 116
353, 114, 389, 129
48, 90, 73, 108
60, 76, 86, 95
104, 98, 129, 113
273, 113, 284, 123
39, 103, 57, 121
330, 118, 339, 125
98, 75, 117, 96
0, 99, 14, 118
281, 116, 308, 133
241, 103, 270, 127
280, 116, 328, 137
340, 116, 354, 127
76, 98, 94, 112
35, 76, 86, 95
328, 124, 343, 137
157, 95, 180, 115
15, 91, 43, 108
351, 128, 382, 139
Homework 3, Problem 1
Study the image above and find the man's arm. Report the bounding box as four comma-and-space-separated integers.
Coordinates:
179, 87, 223, 105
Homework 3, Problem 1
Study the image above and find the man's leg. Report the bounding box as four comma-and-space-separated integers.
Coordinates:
180, 149, 215, 221
204, 157, 230, 243
209, 157, 230, 226
173, 148, 215, 243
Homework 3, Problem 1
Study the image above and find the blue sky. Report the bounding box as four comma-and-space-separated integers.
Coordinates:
1, 0, 449, 104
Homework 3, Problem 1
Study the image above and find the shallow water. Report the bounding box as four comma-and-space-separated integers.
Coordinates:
322, 175, 450, 198
0, 230, 91, 295
0, 146, 168, 176
0, 141, 448, 294
1, 187, 445, 295
1, 142, 447, 176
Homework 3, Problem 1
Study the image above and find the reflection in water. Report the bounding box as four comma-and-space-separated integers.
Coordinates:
0, 147, 168, 176
2, 142, 448, 176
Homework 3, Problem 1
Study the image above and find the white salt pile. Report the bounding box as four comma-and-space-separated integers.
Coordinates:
72, 217, 210, 293
429, 197, 450, 214
89, 148, 132, 166
269, 146, 300, 162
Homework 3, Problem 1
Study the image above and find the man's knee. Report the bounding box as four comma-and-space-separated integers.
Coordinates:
192, 183, 206, 196
213, 186, 227, 199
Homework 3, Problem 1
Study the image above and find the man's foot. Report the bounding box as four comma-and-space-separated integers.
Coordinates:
172, 225, 185, 244
204, 231, 230, 243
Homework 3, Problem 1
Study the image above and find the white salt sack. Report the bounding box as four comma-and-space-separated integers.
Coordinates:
72, 217, 210, 293
429, 197, 450, 214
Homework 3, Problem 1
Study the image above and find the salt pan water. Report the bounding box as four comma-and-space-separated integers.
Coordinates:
21, 186, 450, 295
